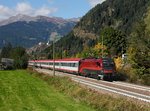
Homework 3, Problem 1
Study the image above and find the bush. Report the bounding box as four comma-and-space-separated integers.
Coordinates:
141, 74, 150, 85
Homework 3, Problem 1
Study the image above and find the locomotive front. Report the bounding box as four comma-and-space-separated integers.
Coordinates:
97, 58, 116, 81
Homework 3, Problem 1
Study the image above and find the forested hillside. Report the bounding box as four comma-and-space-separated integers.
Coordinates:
44, 0, 149, 57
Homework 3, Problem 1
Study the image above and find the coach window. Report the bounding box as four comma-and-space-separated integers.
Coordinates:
62, 63, 65, 66
66, 63, 68, 67
69, 63, 71, 67
71, 63, 75, 67
50, 63, 53, 65
70, 63, 73, 67
65, 63, 67, 66
70, 63, 72, 67
75, 63, 78, 67
66, 63, 68, 66
55, 63, 59, 66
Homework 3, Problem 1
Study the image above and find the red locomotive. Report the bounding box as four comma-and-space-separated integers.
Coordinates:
28, 57, 116, 81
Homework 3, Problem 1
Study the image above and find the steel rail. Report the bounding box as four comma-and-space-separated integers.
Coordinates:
72, 78, 150, 103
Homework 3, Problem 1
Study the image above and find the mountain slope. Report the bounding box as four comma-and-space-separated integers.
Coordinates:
46, 0, 150, 57
0, 15, 78, 48
74, 0, 149, 36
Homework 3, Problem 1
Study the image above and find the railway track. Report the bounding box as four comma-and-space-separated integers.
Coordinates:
113, 81, 150, 92
35, 68, 150, 103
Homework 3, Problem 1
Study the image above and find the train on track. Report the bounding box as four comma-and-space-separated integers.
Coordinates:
28, 57, 116, 81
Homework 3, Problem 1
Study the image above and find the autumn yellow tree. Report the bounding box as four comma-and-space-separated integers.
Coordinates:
114, 57, 123, 70
75, 43, 109, 58
93, 43, 108, 58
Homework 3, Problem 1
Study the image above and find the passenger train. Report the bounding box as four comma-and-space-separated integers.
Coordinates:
28, 58, 116, 81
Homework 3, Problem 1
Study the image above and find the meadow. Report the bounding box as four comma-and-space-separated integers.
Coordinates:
0, 70, 95, 111
0, 69, 149, 111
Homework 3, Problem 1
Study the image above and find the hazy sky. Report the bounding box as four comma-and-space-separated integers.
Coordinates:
0, 0, 106, 20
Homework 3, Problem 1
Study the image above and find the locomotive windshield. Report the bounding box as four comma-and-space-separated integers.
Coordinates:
102, 58, 115, 70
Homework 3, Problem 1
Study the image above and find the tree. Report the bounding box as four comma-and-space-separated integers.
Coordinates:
10, 47, 28, 69
0, 44, 28, 69
93, 43, 108, 58
128, 21, 150, 69
75, 42, 108, 58
0, 43, 12, 59
100, 27, 127, 56
127, 21, 150, 85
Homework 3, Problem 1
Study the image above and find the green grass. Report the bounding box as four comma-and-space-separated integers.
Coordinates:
0, 70, 96, 111
1, 69, 149, 111
28, 69, 150, 111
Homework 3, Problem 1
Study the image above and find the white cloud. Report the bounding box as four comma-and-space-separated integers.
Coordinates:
35, 6, 57, 16
0, 2, 58, 20
16, 2, 33, 15
88, 0, 106, 7
0, 5, 14, 19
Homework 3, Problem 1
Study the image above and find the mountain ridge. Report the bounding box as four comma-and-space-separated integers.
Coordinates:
0, 14, 79, 48
0, 14, 79, 26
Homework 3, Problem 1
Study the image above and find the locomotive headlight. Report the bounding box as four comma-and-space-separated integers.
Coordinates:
101, 70, 104, 74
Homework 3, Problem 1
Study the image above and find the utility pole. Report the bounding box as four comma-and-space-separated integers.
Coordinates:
102, 35, 104, 58
53, 39, 55, 76
50, 32, 58, 76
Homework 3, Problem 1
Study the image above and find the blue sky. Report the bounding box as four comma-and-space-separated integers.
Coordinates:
0, 0, 106, 20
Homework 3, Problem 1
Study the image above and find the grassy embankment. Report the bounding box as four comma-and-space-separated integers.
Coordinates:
28, 69, 150, 111
0, 69, 149, 111
0, 70, 96, 111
